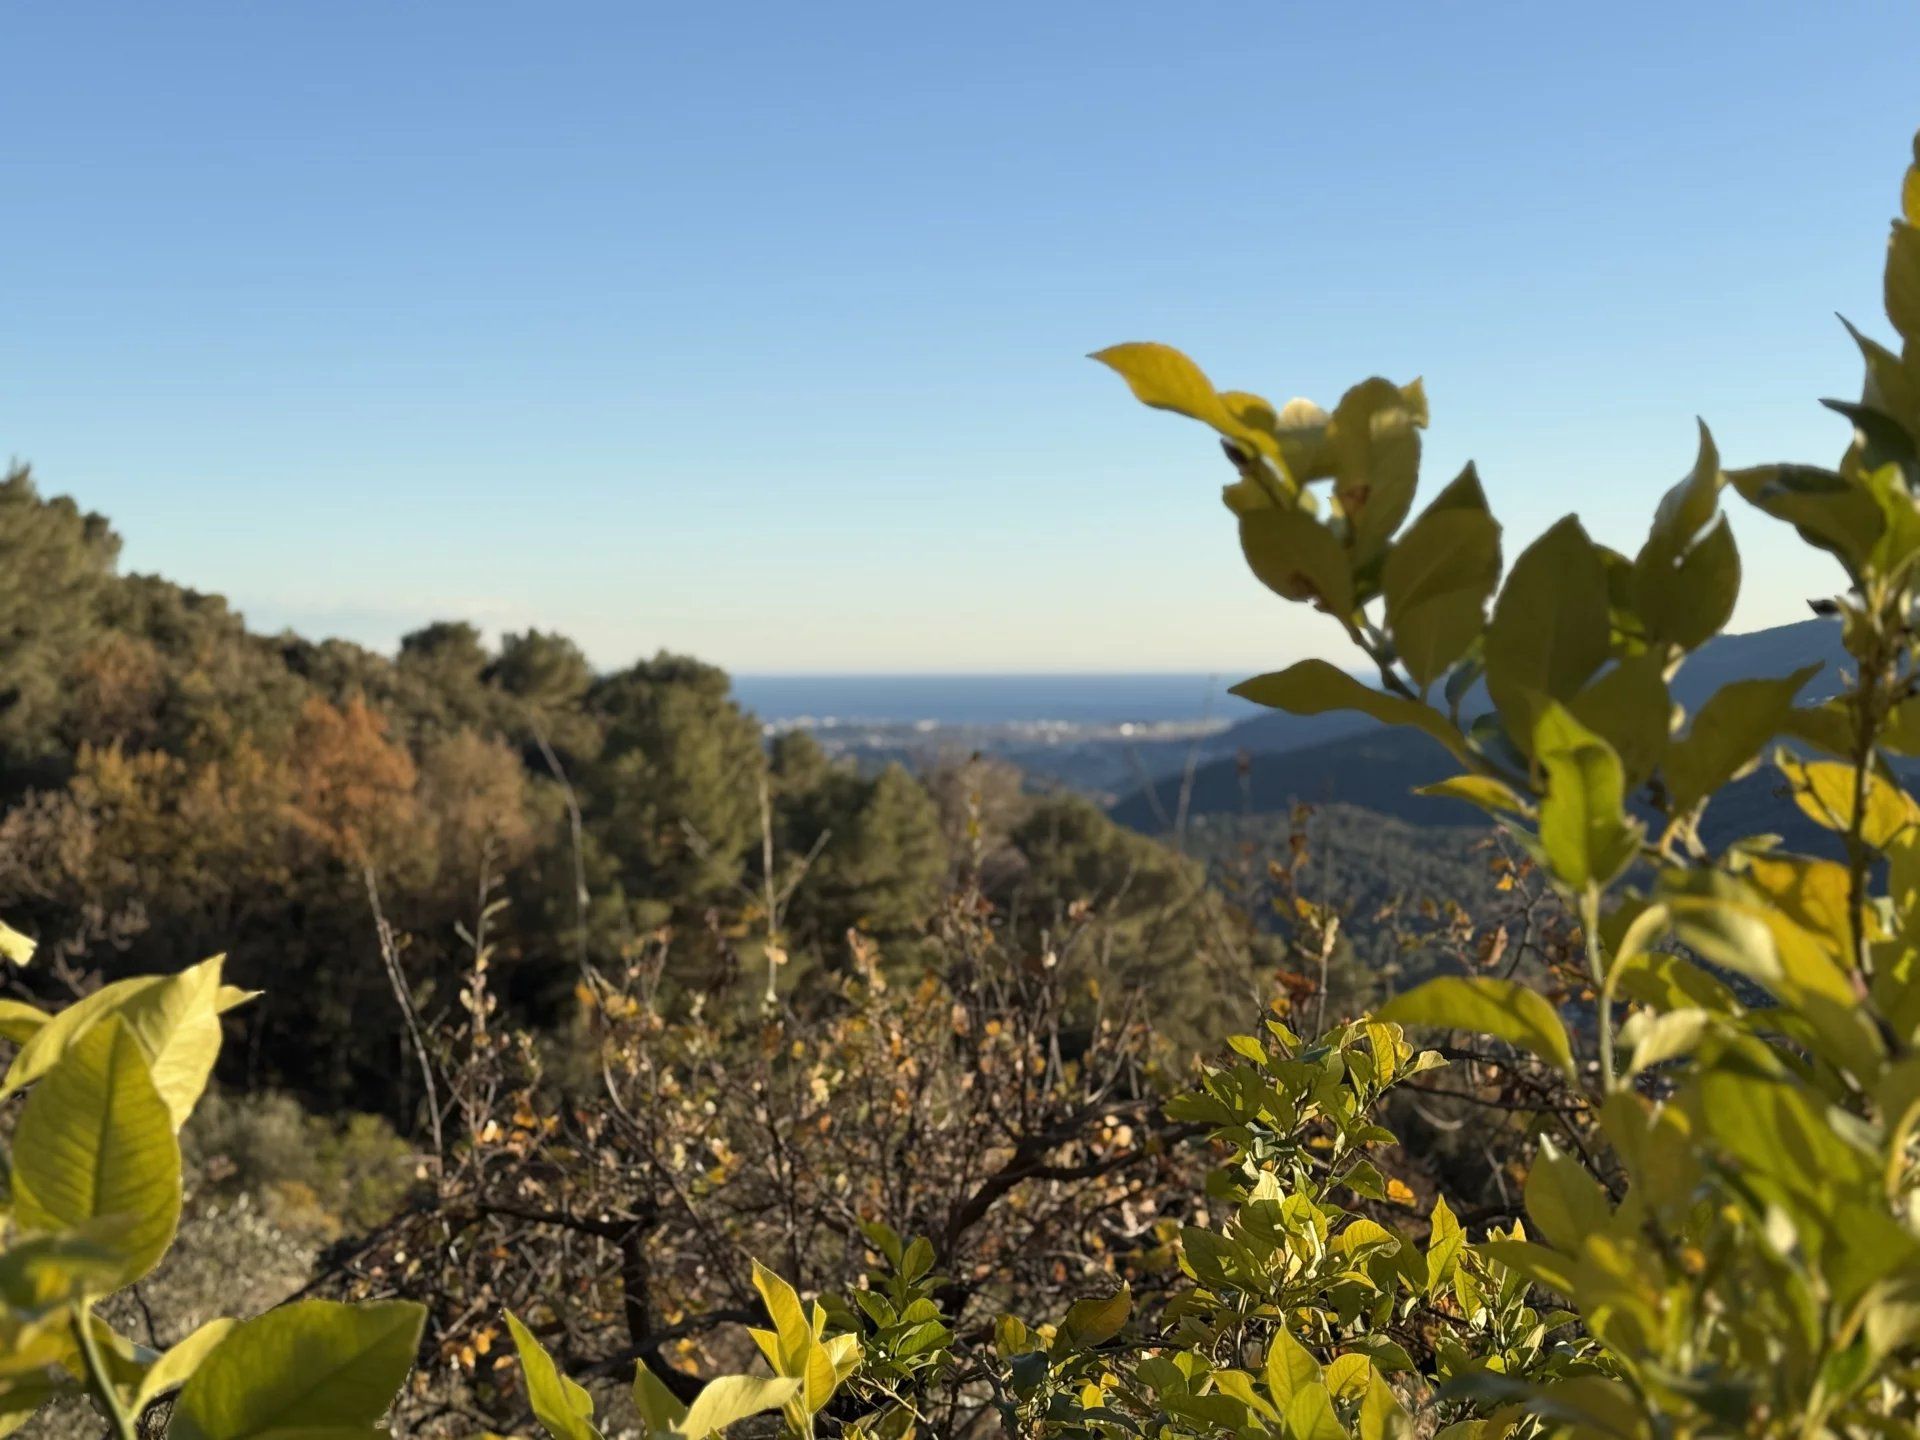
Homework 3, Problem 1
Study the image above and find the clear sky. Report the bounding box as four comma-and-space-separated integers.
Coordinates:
3, 3, 1917, 675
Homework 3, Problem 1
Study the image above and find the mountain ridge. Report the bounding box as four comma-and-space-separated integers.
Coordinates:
1111, 616, 1857, 843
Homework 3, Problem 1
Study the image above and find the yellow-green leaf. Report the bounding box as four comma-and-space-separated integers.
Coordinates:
750, 1259, 810, 1362
171, 1300, 425, 1440
1477, 1238, 1576, 1297
1425, 1194, 1466, 1291
800, 1339, 838, 1415
1376, 976, 1575, 1079
0, 1233, 128, 1319
1357, 1373, 1407, 1440
1324, 1353, 1376, 1401
503, 1311, 602, 1440
1726, 463, 1884, 580
1523, 1139, 1611, 1252
1620, 1007, 1715, 1076
1633, 424, 1740, 650
0, 921, 35, 968
12, 1019, 180, 1288
135, 1318, 238, 1409
1055, 1285, 1131, 1352
1285, 1381, 1347, 1440
0, 1000, 49, 1046
1264, 1328, 1321, 1406
1778, 752, 1917, 848
5, 956, 236, 1130
1890, 210, 1920, 345
1091, 342, 1269, 456
1232, 660, 1474, 769
680, 1375, 802, 1440
632, 1361, 688, 1433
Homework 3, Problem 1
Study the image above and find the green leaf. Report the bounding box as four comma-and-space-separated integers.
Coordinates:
171, 1300, 425, 1440
1905, 134, 1920, 226
1477, 1239, 1577, 1297
1484, 516, 1610, 749
1232, 660, 1473, 769
632, 1362, 688, 1434
1239, 507, 1356, 616
1727, 463, 1884, 580
1644, 421, 1726, 561
1425, 1195, 1465, 1291
135, 1317, 238, 1409
1376, 976, 1576, 1079
1055, 1285, 1131, 1352
1523, 1139, 1611, 1252
1382, 465, 1501, 689
680, 1375, 803, 1439
1533, 702, 1644, 891
1890, 208, 1920, 346
1664, 666, 1821, 812
898, 1235, 934, 1284
1415, 774, 1531, 816
1568, 656, 1671, 788
1633, 424, 1740, 650
503, 1311, 603, 1440
12, 1019, 180, 1288
1649, 514, 1739, 650
1328, 376, 1428, 566
1844, 317, 1920, 447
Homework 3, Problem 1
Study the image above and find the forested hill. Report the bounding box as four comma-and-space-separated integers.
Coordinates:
1110, 617, 1858, 842
0, 468, 1285, 1107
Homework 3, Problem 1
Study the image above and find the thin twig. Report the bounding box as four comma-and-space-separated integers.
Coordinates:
364, 865, 444, 1173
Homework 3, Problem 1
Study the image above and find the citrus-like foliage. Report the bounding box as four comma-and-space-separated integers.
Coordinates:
0, 951, 425, 1439
1076, 126, 1920, 1438
6, 123, 1920, 1440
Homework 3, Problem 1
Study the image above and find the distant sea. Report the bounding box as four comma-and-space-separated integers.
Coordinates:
730, 673, 1262, 728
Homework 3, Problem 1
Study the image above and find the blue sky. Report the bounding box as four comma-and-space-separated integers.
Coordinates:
3, 3, 1917, 674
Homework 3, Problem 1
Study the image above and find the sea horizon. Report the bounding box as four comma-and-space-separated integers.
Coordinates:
730, 671, 1266, 727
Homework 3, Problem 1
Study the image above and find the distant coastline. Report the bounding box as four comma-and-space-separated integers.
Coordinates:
730, 673, 1261, 729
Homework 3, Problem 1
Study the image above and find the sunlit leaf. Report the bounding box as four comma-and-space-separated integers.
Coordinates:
172, 1300, 425, 1440
1377, 976, 1575, 1079
12, 1019, 179, 1288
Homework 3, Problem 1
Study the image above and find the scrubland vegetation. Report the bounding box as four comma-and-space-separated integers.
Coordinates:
2, 129, 1919, 1439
